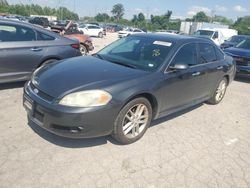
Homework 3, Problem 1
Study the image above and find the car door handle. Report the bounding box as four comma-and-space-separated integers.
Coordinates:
192, 72, 201, 76
216, 66, 223, 70
30, 47, 42, 52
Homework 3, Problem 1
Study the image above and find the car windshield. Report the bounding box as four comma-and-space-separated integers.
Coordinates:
229, 36, 245, 43
195, 30, 214, 37
236, 39, 250, 50
97, 36, 174, 71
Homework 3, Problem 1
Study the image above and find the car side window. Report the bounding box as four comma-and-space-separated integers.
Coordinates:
199, 43, 217, 63
0, 25, 17, 42
37, 32, 55, 41
134, 29, 142, 32
215, 47, 225, 60
170, 43, 198, 67
0, 24, 36, 42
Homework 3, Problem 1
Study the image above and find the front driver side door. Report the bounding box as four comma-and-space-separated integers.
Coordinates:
159, 42, 209, 115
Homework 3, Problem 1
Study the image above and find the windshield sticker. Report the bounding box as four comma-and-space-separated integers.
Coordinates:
148, 63, 154, 67
153, 41, 172, 47
152, 49, 161, 57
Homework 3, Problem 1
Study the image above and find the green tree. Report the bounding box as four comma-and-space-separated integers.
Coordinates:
233, 16, 250, 35
111, 3, 124, 21
138, 12, 145, 22
95, 13, 110, 22
192, 11, 210, 22
132, 15, 138, 23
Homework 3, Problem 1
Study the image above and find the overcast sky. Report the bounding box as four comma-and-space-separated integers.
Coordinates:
7, 0, 250, 20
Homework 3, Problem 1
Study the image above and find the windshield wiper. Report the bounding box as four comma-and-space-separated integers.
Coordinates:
93, 53, 106, 60
109, 60, 138, 69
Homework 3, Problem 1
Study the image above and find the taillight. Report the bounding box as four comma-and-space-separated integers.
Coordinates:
71, 43, 80, 49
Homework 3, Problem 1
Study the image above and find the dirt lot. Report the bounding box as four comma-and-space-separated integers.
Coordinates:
0, 33, 250, 188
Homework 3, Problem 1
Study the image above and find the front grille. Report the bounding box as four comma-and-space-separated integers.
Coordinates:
30, 83, 54, 102
33, 109, 44, 123
236, 61, 249, 66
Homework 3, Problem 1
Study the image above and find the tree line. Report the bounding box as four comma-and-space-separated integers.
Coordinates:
0, 0, 78, 20
90, 3, 250, 34
0, 1, 249, 34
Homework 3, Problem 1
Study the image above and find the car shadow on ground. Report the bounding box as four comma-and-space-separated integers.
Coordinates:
234, 77, 250, 84
28, 103, 203, 148
151, 103, 203, 127
0, 81, 26, 90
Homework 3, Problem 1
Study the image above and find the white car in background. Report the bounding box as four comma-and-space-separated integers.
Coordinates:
78, 24, 104, 38
118, 28, 145, 38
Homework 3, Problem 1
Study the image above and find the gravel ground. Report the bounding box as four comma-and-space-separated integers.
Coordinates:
0, 33, 250, 188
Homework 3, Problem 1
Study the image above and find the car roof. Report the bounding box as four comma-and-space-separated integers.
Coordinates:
0, 18, 64, 39
132, 33, 215, 44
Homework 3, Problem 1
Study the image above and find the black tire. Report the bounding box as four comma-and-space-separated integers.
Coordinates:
207, 77, 228, 105
98, 32, 103, 38
112, 97, 152, 144
80, 44, 88, 56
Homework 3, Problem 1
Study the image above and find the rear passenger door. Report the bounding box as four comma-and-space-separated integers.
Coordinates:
0, 23, 44, 82
198, 43, 226, 93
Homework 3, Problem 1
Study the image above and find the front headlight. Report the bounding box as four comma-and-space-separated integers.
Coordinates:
59, 90, 112, 107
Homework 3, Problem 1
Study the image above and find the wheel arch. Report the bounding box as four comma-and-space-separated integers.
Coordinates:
224, 75, 230, 85
38, 57, 61, 67
123, 92, 159, 119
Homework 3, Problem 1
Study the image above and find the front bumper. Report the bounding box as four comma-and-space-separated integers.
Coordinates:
23, 82, 119, 138
236, 65, 250, 77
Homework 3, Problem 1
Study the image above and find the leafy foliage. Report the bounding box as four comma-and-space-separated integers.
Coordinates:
111, 3, 124, 21
0, 0, 79, 20
233, 16, 250, 35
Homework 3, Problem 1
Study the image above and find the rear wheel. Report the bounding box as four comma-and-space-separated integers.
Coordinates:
80, 44, 88, 56
98, 32, 103, 38
112, 97, 152, 144
207, 77, 228, 104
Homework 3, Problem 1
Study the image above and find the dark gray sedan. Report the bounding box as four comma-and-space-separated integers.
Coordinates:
0, 19, 81, 83
23, 34, 236, 144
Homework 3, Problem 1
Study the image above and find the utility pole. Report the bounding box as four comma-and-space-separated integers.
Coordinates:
211, 9, 216, 23
28, 0, 32, 16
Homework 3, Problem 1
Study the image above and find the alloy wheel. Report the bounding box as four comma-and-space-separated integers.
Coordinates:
215, 79, 227, 102
122, 104, 149, 138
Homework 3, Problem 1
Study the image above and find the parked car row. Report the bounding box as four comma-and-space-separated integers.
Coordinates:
0, 19, 82, 83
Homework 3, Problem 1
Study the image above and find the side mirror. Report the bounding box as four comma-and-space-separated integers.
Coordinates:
169, 63, 189, 70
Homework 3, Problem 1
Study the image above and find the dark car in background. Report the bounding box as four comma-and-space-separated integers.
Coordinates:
23, 34, 235, 144
29, 17, 50, 28
0, 19, 81, 83
221, 35, 248, 49
224, 37, 250, 77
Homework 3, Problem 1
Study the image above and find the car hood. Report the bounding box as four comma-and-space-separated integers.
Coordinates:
33, 56, 147, 98
224, 47, 250, 58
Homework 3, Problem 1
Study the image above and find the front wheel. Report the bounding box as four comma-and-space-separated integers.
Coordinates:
207, 77, 228, 105
112, 97, 152, 144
